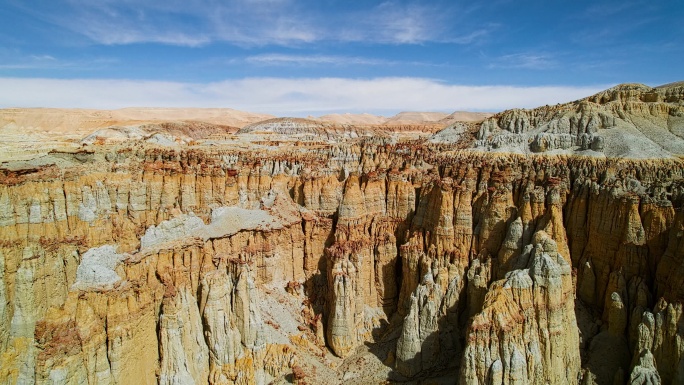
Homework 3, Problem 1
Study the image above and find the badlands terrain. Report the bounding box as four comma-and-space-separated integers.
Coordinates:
0, 82, 683, 385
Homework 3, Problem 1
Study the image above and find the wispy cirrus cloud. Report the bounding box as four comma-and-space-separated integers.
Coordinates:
0, 55, 57, 70
0, 76, 607, 115
243, 53, 442, 67
8, 0, 316, 47
245, 54, 390, 66
489, 53, 557, 70
0, 53, 116, 70
338, 2, 494, 45
7, 0, 490, 47
346, 1, 443, 44
75, 28, 212, 47
448, 29, 493, 44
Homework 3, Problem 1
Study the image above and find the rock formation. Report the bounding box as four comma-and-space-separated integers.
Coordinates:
460, 231, 580, 385
432, 82, 684, 158
0, 82, 684, 384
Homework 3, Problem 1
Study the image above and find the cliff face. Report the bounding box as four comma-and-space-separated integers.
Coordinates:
460, 231, 580, 385
0, 143, 683, 384
1, 83, 684, 384
445, 82, 684, 158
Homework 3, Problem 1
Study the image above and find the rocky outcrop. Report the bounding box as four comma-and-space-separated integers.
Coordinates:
0, 147, 681, 383
326, 244, 363, 357
442, 82, 684, 157
158, 286, 210, 385
627, 300, 684, 385
459, 231, 580, 385
396, 269, 439, 375
199, 270, 244, 384
237, 117, 388, 142
628, 349, 661, 385
1, 83, 684, 383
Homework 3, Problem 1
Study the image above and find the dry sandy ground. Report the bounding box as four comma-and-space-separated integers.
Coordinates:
0, 107, 275, 162
0, 108, 491, 162
0, 107, 274, 136
315, 113, 387, 125
439, 111, 494, 124
0, 108, 489, 137
0, 108, 493, 162
314, 111, 492, 126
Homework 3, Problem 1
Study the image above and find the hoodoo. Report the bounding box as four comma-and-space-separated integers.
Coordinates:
1, 82, 684, 384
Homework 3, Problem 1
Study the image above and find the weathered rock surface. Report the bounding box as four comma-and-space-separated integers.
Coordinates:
460, 231, 580, 385
395, 269, 450, 377
158, 286, 210, 385
237, 117, 389, 143
430, 82, 684, 158
1, 83, 684, 384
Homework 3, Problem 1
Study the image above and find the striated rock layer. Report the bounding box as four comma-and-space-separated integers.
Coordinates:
1, 83, 684, 384
431, 82, 684, 158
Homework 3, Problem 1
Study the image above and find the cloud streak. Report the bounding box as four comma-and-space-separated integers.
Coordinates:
242, 54, 440, 67
0, 54, 116, 71
10, 0, 489, 47
245, 54, 391, 66
0, 77, 607, 115
489, 53, 557, 70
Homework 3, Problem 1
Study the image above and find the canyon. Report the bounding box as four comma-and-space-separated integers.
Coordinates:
0, 82, 683, 384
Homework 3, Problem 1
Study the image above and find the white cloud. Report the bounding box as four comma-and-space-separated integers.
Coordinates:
490, 53, 557, 70
9, 0, 315, 47
0, 77, 607, 115
337, 2, 487, 45
242, 53, 442, 68
448, 29, 492, 44
19, 0, 486, 46
366, 2, 439, 44
245, 54, 392, 66
79, 28, 211, 47
0, 55, 116, 70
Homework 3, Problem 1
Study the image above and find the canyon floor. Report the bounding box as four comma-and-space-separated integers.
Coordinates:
0, 83, 683, 385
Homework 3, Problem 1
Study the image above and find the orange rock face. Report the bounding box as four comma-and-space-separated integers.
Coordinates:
1, 83, 684, 384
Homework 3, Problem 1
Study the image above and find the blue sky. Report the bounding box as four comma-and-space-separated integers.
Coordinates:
0, 0, 682, 115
